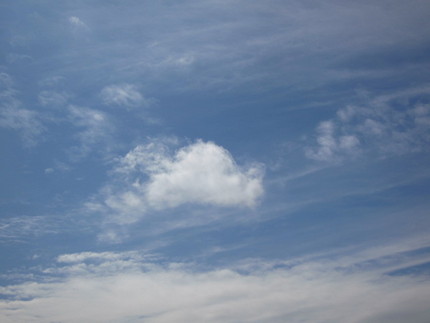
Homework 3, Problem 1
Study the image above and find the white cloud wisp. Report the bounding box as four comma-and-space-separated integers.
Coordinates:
100, 84, 146, 108
68, 16, 88, 30
0, 73, 44, 146
1, 243, 430, 323
306, 86, 430, 162
67, 105, 114, 160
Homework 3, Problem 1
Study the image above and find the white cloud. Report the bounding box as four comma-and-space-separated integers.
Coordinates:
67, 105, 113, 159
38, 91, 68, 108
339, 135, 360, 150
68, 16, 87, 29
305, 120, 360, 162
306, 86, 430, 162
144, 140, 264, 209
1, 244, 430, 323
44, 168, 54, 174
0, 73, 44, 146
0, 216, 58, 240
0, 105, 44, 147
91, 140, 264, 226
0, 72, 13, 88
68, 105, 107, 135
162, 54, 195, 67
100, 84, 145, 108
305, 121, 338, 161
38, 76, 65, 88
57, 251, 142, 264
6, 53, 33, 64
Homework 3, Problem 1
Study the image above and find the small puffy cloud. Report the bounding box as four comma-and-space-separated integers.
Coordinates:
306, 86, 430, 162
92, 140, 264, 226
68, 16, 87, 28
100, 84, 145, 108
305, 120, 360, 162
305, 121, 338, 161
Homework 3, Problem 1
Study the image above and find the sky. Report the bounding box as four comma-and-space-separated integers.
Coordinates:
1, 0, 430, 322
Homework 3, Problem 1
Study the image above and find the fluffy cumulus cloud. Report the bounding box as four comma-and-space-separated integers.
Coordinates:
306, 86, 430, 162
100, 84, 146, 108
143, 141, 263, 209
91, 140, 264, 225
1, 243, 430, 323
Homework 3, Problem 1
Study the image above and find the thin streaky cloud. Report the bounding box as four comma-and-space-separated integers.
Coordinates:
100, 84, 146, 108
1, 243, 430, 323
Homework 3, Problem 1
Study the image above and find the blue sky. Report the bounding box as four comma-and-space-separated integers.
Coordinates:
1, 0, 430, 321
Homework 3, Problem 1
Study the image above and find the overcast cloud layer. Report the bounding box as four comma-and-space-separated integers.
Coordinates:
1, 0, 430, 322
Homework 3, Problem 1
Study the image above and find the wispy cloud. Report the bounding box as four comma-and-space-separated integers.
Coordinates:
56, 251, 144, 264
0, 106, 44, 147
305, 120, 359, 162
68, 16, 87, 30
67, 105, 114, 160
38, 90, 68, 108
0, 73, 44, 147
1, 241, 430, 322
0, 216, 58, 241
306, 86, 430, 162
100, 84, 146, 108
83, 0, 430, 95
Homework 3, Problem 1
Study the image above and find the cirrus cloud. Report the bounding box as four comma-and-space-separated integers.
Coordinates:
1, 242, 430, 323
100, 84, 146, 108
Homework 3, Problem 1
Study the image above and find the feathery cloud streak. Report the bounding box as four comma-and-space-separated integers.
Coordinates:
306, 86, 430, 162
100, 84, 146, 108
1, 242, 430, 323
